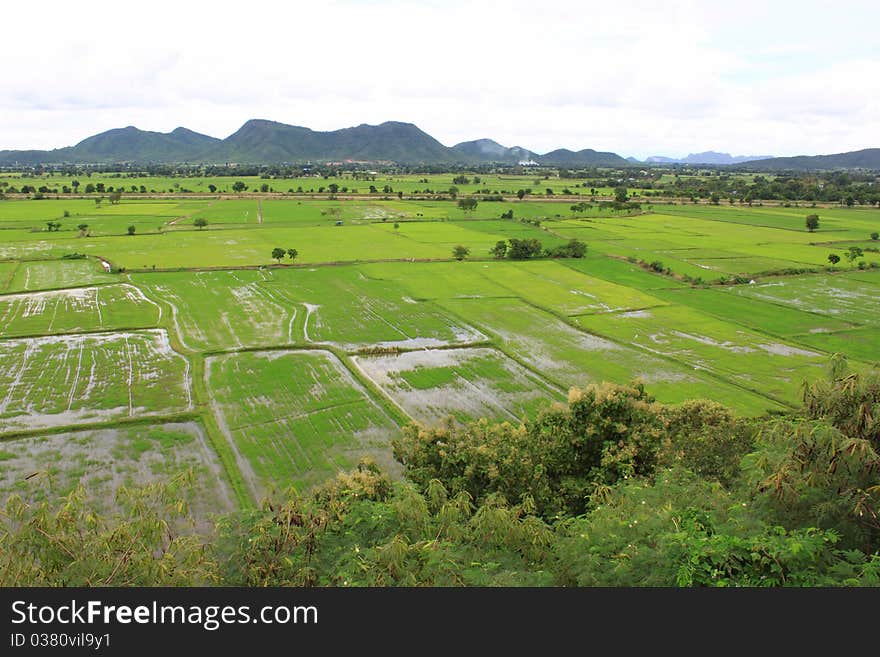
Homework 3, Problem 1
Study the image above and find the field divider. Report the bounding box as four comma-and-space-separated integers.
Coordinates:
0, 261, 19, 292
0, 279, 120, 298
0, 411, 201, 443
0, 325, 161, 342
327, 346, 413, 427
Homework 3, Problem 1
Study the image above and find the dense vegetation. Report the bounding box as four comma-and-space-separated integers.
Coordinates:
3, 363, 877, 587
2, 162, 879, 205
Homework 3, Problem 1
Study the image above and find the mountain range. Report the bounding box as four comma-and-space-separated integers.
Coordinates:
0, 120, 628, 167
0, 119, 877, 170
645, 152, 772, 165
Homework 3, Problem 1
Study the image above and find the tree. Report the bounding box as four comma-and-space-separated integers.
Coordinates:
77, 223, 89, 237
846, 246, 863, 266
194, 217, 208, 230
452, 245, 470, 261
551, 238, 587, 258
615, 186, 629, 204
507, 238, 543, 260
287, 248, 298, 262
805, 214, 820, 232
490, 240, 508, 259
828, 253, 840, 268
517, 189, 526, 200
272, 247, 286, 263
393, 222, 400, 230
127, 225, 136, 236
232, 181, 247, 193
457, 198, 478, 214
208, 184, 217, 194
871, 232, 879, 241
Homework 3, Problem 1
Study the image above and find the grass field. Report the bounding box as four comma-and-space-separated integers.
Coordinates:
0, 330, 191, 434
0, 194, 877, 512
0, 284, 160, 337
353, 347, 562, 423
206, 350, 401, 496
0, 422, 234, 519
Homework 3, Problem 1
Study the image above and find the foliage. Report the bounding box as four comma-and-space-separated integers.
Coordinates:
506, 237, 543, 260
452, 245, 470, 261
457, 198, 478, 213
394, 381, 665, 518
659, 399, 755, 486
548, 238, 587, 258
0, 472, 216, 586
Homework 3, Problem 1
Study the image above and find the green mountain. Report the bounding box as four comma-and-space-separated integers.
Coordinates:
206, 119, 454, 163
735, 148, 880, 171
451, 139, 537, 163
538, 148, 629, 167
0, 126, 220, 165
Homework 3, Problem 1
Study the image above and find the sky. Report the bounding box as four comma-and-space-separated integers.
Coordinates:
3, 0, 878, 159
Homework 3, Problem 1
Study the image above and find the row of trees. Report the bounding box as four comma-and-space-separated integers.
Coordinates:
490, 238, 586, 260
271, 247, 298, 263
3, 360, 877, 586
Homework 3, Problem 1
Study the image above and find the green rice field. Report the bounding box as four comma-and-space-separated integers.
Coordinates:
1, 193, 877, 508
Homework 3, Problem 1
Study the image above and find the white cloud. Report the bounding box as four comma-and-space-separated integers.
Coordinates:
2, 0, 878, 158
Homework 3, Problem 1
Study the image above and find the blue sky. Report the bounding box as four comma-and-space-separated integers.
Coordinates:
3, 0, 878, 158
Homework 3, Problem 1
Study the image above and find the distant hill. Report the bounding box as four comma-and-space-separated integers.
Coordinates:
204, 119, 453, 164
0, 126, 220, 165
644, 151, 772, 165
451, 139, 537, 163
72, 126, 220, 162
733, 148, 880, 171
538, 148, 629, 167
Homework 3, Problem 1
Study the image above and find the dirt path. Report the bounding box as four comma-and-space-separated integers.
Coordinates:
257, 199, 263, 225
168, 199, 216, 226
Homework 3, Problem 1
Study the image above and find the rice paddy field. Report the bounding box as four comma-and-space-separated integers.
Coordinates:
1, 194, 877, 511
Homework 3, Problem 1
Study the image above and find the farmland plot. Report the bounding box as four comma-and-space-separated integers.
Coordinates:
206, 349, 400, 496
574, 305, 828, 405
440, 297, 782, 414
135, 270, 300, 351
477, 260, 666, 315
270, 267, 485, 348
353, 347, 562, 424
0, 329, 191, 434
6, 259, 116, 292
730, 274, 880, 327
0, 284, 160, 338
0, 422, 233, 519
